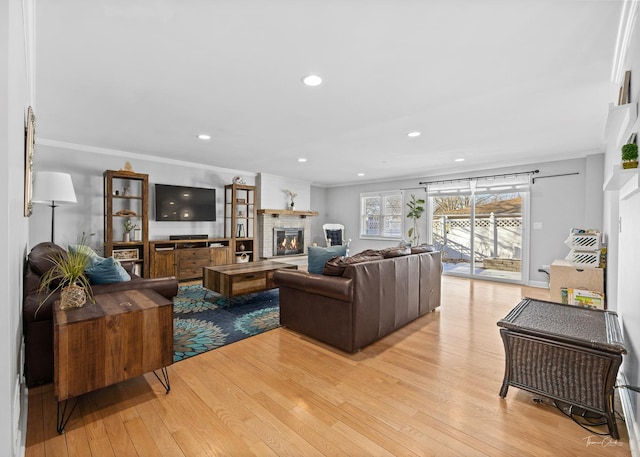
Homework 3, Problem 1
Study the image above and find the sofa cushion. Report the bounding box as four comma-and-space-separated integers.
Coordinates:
84, 256, 131, 284
307, 245, 348, 274
28, 242, 67, 276
380, 246, 411, 258
410, 244, 434, 254
323, 253, 385, 276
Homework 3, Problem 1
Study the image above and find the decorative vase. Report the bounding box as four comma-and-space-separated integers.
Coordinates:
60, 284, 87, 310
238, 243, 245, 251
290, 202, 295, 211
123, 232, 130, 242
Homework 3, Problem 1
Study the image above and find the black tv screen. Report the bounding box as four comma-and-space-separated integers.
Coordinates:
155, 184, 216, 221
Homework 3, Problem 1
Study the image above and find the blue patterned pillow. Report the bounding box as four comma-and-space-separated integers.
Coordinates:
307, 245, 348, 274
85, 256, 131, 284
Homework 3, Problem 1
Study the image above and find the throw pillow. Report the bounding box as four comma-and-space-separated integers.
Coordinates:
380, 246, 411, 258
323, 253, 385, 276
68, 244, 101, 267
411, 244, 434, 254
84, 256, 131, 284
307, 245, 348, 274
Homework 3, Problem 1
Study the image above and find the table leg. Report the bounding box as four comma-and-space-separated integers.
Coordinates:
153, 367, 171, 393
57, 398, 79, 434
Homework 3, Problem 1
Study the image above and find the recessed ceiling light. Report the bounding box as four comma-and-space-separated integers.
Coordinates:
455, 158, 465, 162
298, 158, 307, 163
198, 134, 211, 140
407, 131, 421, 137
302, 74, 323, 86
357, 172, 365, 177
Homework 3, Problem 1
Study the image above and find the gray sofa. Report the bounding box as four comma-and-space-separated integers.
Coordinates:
274, 249, 442, 353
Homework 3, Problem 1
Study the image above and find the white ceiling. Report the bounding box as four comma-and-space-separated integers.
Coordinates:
35, 0, 623, 187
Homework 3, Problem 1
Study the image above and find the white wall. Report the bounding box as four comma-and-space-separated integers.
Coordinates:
323, 157, 603, 286
30, 144, 257, 248
605, 7, 640, 447
3, 0, 31, 455
256, 173, 311, 211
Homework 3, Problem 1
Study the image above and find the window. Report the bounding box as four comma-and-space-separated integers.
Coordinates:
360, 191, 403, 239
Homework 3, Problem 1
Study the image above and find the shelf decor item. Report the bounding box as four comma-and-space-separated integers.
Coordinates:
123, 219, 138, 242
284, 189, 297, 210
621, 143, 638, 169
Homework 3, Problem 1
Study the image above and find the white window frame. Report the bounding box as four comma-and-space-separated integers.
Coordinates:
360, 190, 404, 241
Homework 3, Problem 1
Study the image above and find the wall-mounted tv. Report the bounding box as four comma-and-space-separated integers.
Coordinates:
155, 184, 216, 221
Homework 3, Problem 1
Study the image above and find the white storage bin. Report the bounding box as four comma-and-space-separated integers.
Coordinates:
564, 234, 601, 251
565, 250, 601, 268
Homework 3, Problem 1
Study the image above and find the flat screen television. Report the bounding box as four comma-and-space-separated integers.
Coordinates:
155, 184, 216, 221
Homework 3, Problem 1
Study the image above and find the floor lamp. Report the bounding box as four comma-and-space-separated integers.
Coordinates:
32, 171, 77, 243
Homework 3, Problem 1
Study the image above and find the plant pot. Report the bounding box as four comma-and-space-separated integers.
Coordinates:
622, 161, 639, 169
123, 232, 130, 242
60, 284, 87, 310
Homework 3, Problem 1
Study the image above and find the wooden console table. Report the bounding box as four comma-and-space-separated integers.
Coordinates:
54, 289, 173, 433
497, 298, 626, 438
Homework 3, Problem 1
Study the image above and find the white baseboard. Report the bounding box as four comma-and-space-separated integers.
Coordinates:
618, 372, 639, 456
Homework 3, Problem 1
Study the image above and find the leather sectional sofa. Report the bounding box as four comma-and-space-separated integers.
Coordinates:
23, 242, 179, 387
274, 247, 442, 353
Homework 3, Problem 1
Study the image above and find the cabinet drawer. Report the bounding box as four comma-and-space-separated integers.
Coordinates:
231, 272, 267, 294
180, 258, 210, 268
178, 249, 210, 261
178, 267, 203, 280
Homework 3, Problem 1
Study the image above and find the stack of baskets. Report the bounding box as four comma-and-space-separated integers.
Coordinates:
564, 229, 604, 269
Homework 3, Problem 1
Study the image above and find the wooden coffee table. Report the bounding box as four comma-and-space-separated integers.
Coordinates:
203, 260, 297, 298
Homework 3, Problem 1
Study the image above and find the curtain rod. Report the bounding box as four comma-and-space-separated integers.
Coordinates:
418, 169, 539, 187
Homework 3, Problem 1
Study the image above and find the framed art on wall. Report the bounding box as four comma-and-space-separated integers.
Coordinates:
24, 106, 35, 217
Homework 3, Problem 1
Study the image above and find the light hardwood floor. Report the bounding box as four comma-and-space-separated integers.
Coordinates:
26, 276, 631, 456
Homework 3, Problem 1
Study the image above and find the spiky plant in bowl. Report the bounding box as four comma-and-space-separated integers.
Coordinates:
37, 240, 94, 314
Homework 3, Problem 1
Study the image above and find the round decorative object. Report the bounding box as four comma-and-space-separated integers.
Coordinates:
233, 176, 246, 185
238, 243, 245, 251
60, 284, 87, 310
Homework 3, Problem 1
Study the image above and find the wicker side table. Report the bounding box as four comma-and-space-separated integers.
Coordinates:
497, 298, 626, 438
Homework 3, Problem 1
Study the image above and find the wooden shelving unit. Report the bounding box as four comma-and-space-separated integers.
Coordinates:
104, 170, 149, 277
224, 184, 257, 263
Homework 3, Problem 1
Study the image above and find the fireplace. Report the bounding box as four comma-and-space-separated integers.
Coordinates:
274, 228, 304, 256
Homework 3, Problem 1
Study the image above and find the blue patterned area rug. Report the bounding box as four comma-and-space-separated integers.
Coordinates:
173, 284, 280, 362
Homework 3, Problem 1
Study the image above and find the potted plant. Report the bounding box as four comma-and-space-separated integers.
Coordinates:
622, 143, 638, 169
406, 194, 426, 246
123, 219, 138, 242
37, 243, 94, 314
284, 189, 297, 211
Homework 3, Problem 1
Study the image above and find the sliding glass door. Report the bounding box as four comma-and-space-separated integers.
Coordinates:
429, 185, 527, 283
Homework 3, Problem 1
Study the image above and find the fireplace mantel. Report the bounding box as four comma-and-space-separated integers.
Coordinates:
258, 209, 319, 218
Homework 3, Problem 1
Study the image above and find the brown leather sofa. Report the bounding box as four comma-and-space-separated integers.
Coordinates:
23, 242, 179, 387
274, 250, 441, 353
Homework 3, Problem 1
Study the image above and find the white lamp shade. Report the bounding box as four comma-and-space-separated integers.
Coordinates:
32, 171, 77, 204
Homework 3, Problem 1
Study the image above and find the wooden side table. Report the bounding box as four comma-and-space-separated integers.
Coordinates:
54, 289, 173, 433
497, 298, 626, 438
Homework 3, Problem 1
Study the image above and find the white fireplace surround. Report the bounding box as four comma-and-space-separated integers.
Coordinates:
259, 214, 312, 259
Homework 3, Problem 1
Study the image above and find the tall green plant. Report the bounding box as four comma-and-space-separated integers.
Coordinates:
406, 194, 426, 246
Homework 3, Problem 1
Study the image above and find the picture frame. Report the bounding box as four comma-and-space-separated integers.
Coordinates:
113, 248, 139, 261
24, 106, 35, 217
